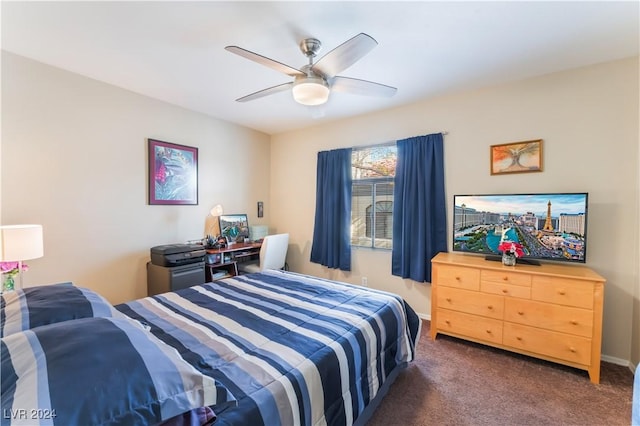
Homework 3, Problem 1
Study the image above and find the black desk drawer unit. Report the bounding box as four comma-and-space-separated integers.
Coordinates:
147, 261, 205, 296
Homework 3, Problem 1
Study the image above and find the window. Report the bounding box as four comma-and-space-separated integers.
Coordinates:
351, 144, 397, 249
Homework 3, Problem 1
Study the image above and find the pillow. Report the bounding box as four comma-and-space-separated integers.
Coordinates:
1, 316, 235, 426
0, 282, 123, 337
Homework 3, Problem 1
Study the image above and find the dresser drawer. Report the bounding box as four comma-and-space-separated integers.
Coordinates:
531, 276, 594, 309
481, 281, 531, 299
437, 309, 503, 345
481, 270, 531, 287
437, 265, 480, 291
503, 323, 591, 365
504, 298, 593, 337
438, 286, 504, 319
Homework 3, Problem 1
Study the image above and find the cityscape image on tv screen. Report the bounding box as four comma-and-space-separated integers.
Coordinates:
453, 193, 588, 263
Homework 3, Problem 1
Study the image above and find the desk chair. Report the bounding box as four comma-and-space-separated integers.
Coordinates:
237, 233, 289, 274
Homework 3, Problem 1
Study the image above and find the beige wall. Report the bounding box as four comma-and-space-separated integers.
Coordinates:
270, 57, 640, 365
1, 52, 271, 304
635, 99, 640, 369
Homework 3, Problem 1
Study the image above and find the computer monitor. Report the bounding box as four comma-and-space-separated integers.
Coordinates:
218, 214, 250, 243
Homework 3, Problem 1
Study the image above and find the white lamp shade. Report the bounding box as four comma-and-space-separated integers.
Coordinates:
0, 225, 44, 261
210, 204, 224, 216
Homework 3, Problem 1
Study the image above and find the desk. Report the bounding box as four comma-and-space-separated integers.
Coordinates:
205, 242, 262, 281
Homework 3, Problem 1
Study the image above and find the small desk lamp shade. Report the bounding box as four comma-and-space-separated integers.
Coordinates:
210, 204, 224, 217
208, 204, 224, 238
0, 224, 44, 290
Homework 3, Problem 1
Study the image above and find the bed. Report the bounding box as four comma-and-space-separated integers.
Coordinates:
1, 270, 420, 426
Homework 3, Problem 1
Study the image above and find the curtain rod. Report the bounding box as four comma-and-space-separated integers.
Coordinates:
355, 132, 449, 150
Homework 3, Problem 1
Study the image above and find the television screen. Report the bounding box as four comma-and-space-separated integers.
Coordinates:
453, 193, 588, 264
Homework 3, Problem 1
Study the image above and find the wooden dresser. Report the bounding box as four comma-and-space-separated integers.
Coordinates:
430, 252, 605, 383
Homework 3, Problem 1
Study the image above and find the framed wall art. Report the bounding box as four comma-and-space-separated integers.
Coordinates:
490, 139, 543, 175
148, 138, 198, 205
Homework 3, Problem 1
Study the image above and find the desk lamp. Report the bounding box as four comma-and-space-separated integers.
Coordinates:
0, 224, 44, 291
206, 205, 224, 247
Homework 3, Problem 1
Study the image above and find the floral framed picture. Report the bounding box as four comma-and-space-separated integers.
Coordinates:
490, 139, 543, 175
148, 138, 198, 205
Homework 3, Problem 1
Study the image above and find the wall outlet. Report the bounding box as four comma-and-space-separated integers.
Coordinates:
361, 277, 368, 287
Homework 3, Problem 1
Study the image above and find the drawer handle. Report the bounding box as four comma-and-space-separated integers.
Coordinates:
516, 336, 522, 341
517, 311, 524, 316
445, 320, 451, 325
455, 276, 461, 281
487, 305, 493, 310
502, 276, 509, 281
486, 329, 492, 334
569, 347, 576, 353
558, 289, 566, 296
502, 289, 509, 294
570, 320, 578, 325
446, 298, 452, 302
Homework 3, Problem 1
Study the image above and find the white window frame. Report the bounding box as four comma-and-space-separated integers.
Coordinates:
351, 144, 396, 249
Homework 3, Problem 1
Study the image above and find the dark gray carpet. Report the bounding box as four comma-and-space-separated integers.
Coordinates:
367, 320, 634, 426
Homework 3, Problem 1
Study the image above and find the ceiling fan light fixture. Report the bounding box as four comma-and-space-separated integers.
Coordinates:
292, 76, 330, 106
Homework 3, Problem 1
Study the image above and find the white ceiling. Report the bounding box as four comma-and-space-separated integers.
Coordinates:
2, 1, 638, 135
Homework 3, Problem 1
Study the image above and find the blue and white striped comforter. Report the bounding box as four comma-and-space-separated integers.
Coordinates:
117, 270, 420, 426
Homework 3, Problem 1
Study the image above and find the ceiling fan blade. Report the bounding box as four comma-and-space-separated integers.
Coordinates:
312, 33, 378, 78
225, 46, 305, 77
331, 76, 397, 97
236, 82, 293, 102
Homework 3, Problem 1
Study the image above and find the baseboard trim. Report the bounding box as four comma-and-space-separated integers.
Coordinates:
418, 313, 431, 321
602, 354, 637, 374
601, 354, 628, 366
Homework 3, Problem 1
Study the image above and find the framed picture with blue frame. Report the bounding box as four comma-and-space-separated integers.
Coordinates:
148, 138, 198, 205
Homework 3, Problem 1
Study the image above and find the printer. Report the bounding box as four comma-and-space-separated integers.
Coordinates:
150, 243, 206, 267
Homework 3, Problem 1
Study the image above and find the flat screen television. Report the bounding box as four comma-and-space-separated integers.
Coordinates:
452, 193, 588, 264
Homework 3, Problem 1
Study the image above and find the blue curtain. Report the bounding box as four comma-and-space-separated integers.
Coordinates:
392, 133, 447, 282
310, 148, 352, 271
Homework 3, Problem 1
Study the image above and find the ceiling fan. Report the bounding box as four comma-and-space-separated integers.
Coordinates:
225, 33, 397, 106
